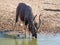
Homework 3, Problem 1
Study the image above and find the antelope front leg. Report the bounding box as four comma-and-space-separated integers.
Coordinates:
29, 31, 30, 38
24, 25, 27, 38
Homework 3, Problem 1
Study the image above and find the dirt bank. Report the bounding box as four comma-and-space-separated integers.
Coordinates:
0, 0, 60, 33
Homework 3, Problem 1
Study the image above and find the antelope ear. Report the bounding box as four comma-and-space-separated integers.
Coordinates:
33, 15, 37, 21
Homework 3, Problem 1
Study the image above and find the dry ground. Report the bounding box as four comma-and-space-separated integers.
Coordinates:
0, 0, 60, 34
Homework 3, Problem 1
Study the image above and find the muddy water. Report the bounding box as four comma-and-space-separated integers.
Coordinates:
0, 33, 60, 45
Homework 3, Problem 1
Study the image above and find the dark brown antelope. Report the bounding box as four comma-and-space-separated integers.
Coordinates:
15, 3, 41, 38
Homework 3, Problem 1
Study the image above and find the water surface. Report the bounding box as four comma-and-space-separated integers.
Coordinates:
0, 33, 60, 45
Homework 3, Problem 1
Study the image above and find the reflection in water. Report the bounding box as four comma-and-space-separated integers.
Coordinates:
21, 39, 26, 45
0, 33, 37, 45
15, 39, 18, 45
0, 33, 60, 45
21, 38, 37, 45
31, 39, 37, 45
28, 39, 37, 45
28, 39, 31, 45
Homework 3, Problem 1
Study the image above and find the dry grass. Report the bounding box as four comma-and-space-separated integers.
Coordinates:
0, 0, 60, 34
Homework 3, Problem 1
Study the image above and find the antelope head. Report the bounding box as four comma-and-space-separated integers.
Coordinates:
29, 14, 41, 38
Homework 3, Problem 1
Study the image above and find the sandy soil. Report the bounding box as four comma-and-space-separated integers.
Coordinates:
0, 0, 60, 34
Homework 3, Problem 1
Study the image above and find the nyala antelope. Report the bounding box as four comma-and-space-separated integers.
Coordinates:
15, 3, 41, 38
